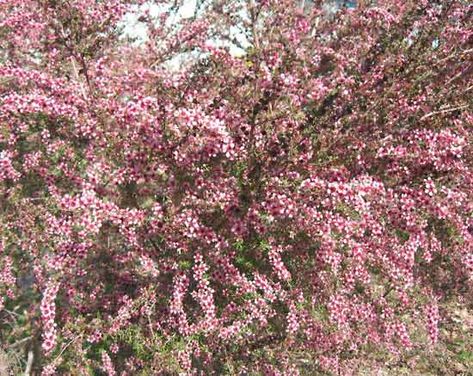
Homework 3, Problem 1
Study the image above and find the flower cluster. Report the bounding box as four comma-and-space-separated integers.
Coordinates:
425, 302, 440, 345
101, 351, 117, 376
40, 281, 60, 355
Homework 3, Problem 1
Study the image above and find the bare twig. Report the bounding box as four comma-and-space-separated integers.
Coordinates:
0, 77, 15, 86
23, 350, 33, 376
435, 47, 473, 65
249, 0, 260, 50
54, 334, 81, 364
446, 63, 472, 85
57, 23, 89, 100
70, 57, 88, 100
9, 336, 32, 349
420, 104, 469, 121
0, 350, 10, 376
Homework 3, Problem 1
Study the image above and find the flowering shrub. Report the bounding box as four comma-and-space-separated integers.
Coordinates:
0, 0, 472, 374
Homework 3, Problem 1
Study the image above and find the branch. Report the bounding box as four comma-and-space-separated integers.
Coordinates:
249, 0, 261, 50
69, 57, 88, 100
23, 350, 33, 376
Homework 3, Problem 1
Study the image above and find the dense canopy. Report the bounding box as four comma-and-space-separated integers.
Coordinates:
0, 0, 472, 374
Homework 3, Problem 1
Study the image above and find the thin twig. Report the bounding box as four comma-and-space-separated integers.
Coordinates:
53, 334, 81, 364
9, 336, 32, 349
435, 47, 473, 65
446, 64, 472, 85
420, 104, 469, 121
